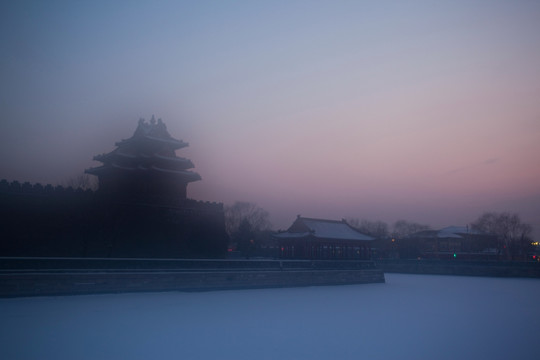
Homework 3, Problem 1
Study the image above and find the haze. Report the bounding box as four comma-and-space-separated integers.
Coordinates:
1, 1, 539, 234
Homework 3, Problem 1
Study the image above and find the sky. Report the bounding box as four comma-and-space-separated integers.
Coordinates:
2, 274, 540, 359
1, 0, 539, 234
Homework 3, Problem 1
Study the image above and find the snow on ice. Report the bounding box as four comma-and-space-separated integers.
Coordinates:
1, 274, 539, 360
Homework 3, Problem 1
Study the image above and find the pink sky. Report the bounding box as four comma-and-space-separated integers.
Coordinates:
1, 1, 539, 235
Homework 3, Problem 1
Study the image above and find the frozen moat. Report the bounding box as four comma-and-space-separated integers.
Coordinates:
1, 273, 539, 360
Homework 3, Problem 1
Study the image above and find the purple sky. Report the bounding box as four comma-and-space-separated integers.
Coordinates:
1, 1, 539, 235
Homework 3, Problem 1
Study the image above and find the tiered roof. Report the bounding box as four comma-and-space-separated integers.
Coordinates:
86, 116, 201, 183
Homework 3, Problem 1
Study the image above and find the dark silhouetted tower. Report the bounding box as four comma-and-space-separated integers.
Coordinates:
86, 116, 201, 205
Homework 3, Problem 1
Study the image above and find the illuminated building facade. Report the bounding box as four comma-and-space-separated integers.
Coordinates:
274, 216, 374, 260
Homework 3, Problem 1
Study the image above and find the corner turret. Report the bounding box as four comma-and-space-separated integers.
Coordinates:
86, 117, 201, 204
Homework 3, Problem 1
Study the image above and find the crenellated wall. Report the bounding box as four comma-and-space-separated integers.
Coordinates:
0, 179, 228, 259
0, 180, 222, 209
0, 179, 94, 196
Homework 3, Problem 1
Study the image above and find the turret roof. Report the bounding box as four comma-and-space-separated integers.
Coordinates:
115, 116, 188, 150
85, 117, 201, 183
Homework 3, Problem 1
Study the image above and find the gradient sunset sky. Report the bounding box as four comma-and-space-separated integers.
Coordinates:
1, 1, 539, 234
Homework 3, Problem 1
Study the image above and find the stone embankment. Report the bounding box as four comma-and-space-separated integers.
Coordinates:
376, 259, 540, 278
0, 258, 385, 297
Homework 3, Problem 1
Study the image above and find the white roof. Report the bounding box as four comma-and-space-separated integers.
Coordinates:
275, 217, 374, 241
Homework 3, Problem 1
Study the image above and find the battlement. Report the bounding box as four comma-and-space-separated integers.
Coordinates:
179, 198, 223, 212
0, 178, 228, 259
0, 179, 222, 212
0, 179, 94, 196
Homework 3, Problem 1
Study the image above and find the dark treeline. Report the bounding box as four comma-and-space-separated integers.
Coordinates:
347, 214, 535, 261
223, 200, 537, 261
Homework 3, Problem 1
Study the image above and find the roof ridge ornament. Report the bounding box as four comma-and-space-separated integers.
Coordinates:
85, 117, 201, 202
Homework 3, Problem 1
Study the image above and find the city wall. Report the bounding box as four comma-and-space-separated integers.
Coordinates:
376, 259, 540, 278
0, 179, 228, 259
0, 258, 385, 297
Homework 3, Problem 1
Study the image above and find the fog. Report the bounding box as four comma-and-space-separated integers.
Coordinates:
1, 274, 539, 359
1, 1, 539, 233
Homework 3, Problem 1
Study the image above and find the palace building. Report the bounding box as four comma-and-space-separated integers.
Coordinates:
274, 216, 374, 260
1, 117, 228, 259
86, 116, 201, 205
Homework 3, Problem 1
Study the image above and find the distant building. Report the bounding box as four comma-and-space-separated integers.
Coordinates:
86, 116, 201, 205
397, 226, 498, 260
274, 216, 374, 260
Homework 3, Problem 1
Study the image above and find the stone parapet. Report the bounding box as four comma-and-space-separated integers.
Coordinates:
376, 259, 540, 278
0, 179, 93, 196
0, 258, 385, 297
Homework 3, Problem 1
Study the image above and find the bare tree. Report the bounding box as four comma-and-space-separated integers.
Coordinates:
348, 218, 389, 239
471, 212, 532, 260
224, 201, 272, 237
224, 202, 272, 258
391, 220, 430, 239
62, 173, 98, 191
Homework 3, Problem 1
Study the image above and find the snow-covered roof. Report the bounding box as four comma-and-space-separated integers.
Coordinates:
115, 117, 188, 150
86, 117, 201, 183
150, 165, 202, 180
275, 217, 374, 241
273, 232, 311, 239
86, 163, 201, 181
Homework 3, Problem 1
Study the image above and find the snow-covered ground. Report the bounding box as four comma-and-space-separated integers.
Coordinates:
1, 273, 539, 360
